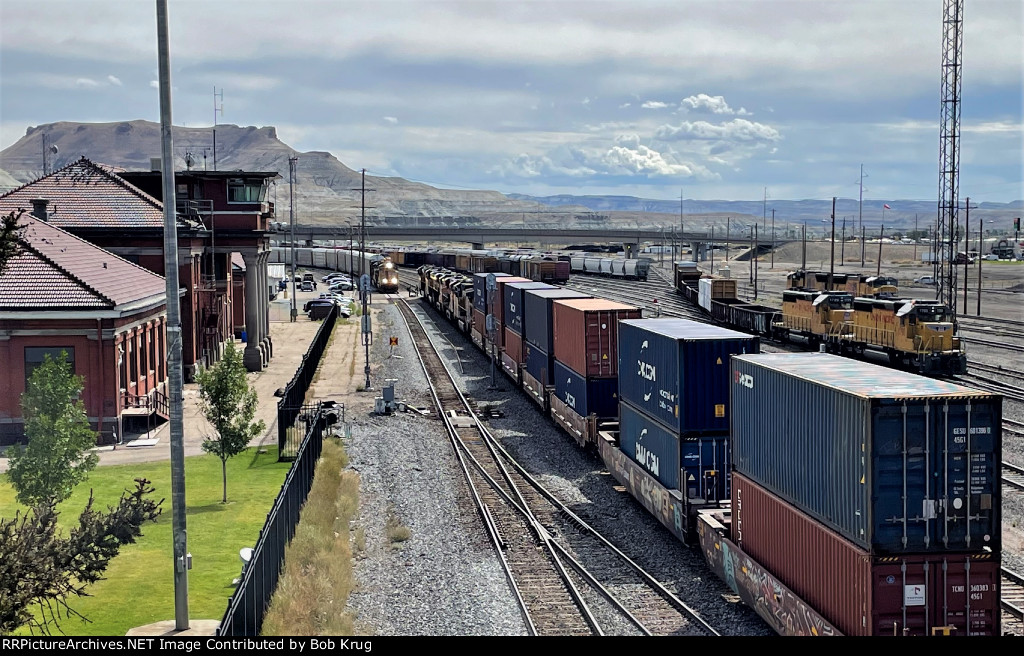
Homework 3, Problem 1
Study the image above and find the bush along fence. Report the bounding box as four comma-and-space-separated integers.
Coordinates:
218, 404, 328, 636
277, 303, 338, 460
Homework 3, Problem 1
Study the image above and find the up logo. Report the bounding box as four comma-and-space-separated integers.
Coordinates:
734, 371, 754, 389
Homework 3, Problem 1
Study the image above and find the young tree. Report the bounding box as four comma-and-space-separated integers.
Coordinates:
7, 352, 99, 508
194, 341, 265, 503
0, 478, 162, 635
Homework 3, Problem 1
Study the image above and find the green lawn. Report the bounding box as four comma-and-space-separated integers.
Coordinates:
0, 447, 291, 636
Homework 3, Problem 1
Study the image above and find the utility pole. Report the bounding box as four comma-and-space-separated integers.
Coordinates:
212, 87, 223, 171
679, 188, 684, 260
840, 216, 846, 265
913, 214, 919, 261
762, 187, 767, 235
963, 197, 971, 315
801, 222, 807, 270
156, 0, 189, 631
770, 209, 775, 268
288, 156, 298, 322
858, 164, 866, 237
828, 198, 836, 292
359, 169, 374, 393
977, 217, 983, 315
753, 223, 759, 301
726, 217, 731, 261
877, 224, 885, 276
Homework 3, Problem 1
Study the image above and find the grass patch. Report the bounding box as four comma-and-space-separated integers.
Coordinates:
0, 447, 290, 636
262, 439, 359, 636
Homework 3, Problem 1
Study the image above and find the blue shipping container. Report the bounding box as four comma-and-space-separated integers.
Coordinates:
524, 342, 552, 386
553, 360, 618, 418
523, 288, 592, 353
731, 352, 1002, 555
618, 318, 759, 434
618, 402, 729, 499
473, 272, 510, 312
504, 282, 555, 335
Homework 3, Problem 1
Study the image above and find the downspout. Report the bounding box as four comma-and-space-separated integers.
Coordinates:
96, 319, 106, 442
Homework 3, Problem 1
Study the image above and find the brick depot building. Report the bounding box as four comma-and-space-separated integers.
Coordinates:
0, 214, 167, 444
0, 157, 279, 377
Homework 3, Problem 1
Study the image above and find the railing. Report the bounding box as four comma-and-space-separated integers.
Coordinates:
123, 388, 169, 417
217, 405, 327, 636
277, 303, 338, 460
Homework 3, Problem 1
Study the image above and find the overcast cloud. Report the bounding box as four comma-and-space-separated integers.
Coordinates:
1, 0, 1020, 202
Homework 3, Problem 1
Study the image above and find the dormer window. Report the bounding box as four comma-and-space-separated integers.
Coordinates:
227, 178, 268, 203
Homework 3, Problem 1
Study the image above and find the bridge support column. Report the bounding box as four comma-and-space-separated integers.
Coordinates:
623, 242, 638, 258
470, 242, 485, 250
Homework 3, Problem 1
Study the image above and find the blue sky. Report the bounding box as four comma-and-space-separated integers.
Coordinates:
1, 0, 1021, 202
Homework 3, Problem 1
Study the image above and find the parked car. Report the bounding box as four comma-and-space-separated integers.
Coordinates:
322, 273, 351, 283
300, 280, 314, 292
304, 298, 350, 320
983, 254, 1000, 261
329, 280, 354, 291
913, 275, 936, 285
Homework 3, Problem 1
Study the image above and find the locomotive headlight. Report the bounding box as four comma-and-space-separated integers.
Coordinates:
391, 277, 398, 284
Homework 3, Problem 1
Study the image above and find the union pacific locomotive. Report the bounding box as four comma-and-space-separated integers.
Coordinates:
676, 263, 967, 375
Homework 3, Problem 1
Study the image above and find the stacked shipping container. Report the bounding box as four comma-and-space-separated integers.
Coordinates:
729, 352, 1002, 635
617, 319, 758, 502
549, 299, 640, 420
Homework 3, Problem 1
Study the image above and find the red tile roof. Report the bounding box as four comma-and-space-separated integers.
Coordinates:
0, 157, 165, 229
0, 213, 166, 311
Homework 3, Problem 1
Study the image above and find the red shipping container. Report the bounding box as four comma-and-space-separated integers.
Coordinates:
472, 307, 485, 336
552, 298, 641, 378
504, 327, 525, 365
731, 472, 1000, 636
493, 277, 530, 339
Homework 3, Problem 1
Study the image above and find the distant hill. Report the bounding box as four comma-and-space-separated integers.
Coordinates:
0, 120, 544, 224
507, 194, 1024, 234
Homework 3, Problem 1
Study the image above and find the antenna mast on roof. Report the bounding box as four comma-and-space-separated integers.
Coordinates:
213, 86, 223, 170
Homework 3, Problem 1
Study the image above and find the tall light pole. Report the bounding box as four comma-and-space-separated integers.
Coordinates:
770, 209, 775, 268
288, 156, 298, 322
156, 0, 189, 630
828, 197, 836, 292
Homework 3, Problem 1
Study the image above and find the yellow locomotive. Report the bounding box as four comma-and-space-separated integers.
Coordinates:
786, 269, 899, 297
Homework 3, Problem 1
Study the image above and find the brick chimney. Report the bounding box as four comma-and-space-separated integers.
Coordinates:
31, 198, 50, 222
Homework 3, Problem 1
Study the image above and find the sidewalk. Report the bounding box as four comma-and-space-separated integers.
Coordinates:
0, 317, 327, 473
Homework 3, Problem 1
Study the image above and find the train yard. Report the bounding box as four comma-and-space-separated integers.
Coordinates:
290, 244, 1022, 635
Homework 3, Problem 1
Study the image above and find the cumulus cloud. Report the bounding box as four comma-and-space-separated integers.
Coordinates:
382, 116, 398, 124
107, 75, 122, 86
655, 118, 780, 143
75, 78, 99, 88
493, 137, 717, 181
641, 100, 670, 109
679, 93, 750, 115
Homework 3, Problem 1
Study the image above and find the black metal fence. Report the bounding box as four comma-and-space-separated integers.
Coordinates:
278, 303, 338, 460
217, 405, 327, 636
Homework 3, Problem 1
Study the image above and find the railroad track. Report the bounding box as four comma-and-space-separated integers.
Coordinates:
954, 373, 1024, 403
1005, 461, 1024, 493
962, 336, 1024, 354
395, 296, 719, 636
1003, 567, 1024, 635
1005, 418, 1024, 438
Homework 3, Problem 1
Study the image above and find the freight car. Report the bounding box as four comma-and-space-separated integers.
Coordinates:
387, 247, 570, 284
675, 263, 966, 375
568, 254, 651, 281
414, 265, 1002, 636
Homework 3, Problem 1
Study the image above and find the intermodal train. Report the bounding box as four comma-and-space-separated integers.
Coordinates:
269, 247, 398, 293
675, 262, 967, 375
386, 247, 571, 284
416, 264, 1002, 636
